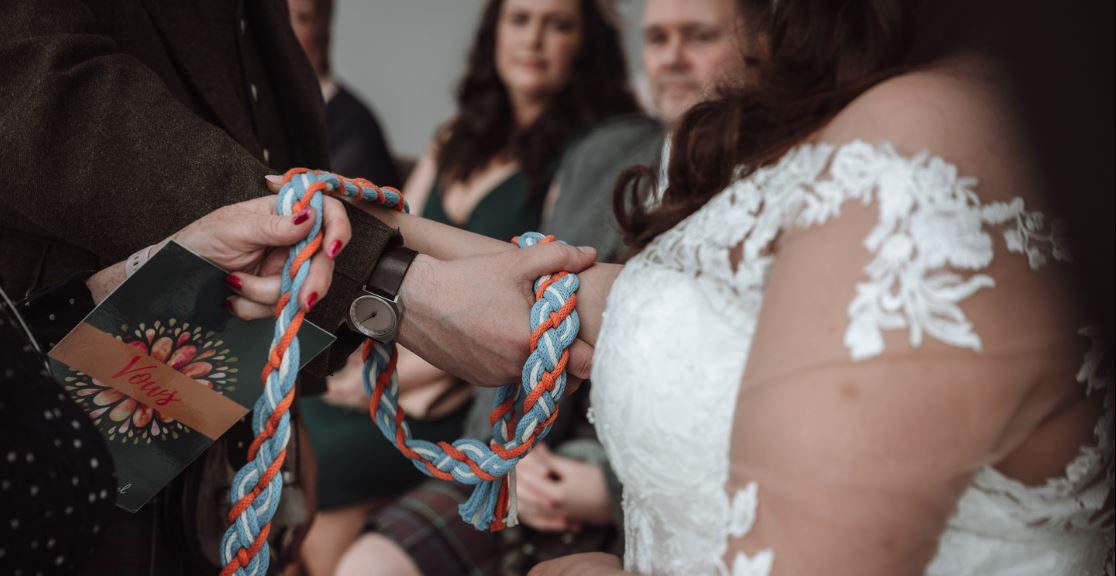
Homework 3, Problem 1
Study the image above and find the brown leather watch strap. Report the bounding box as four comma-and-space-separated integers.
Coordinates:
366, 244, 417, 299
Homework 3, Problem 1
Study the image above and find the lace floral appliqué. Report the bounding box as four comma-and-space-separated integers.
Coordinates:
821, 143, 1074, 359
591, 140, 1100, 576
727, 482, 775, 575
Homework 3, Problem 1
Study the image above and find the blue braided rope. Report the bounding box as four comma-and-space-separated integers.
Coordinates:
221, 170, 410, 575
362, 231, 580, 530
221, 171, 326, 576
222, 171, 576, 576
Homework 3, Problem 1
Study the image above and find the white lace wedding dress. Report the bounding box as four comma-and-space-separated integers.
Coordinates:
590, 141, 1114, 575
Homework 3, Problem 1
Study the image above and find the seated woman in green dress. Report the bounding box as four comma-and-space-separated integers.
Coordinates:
301, 0, 639, 573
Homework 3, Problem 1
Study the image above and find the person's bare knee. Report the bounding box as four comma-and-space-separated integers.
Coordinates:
335, 533, 420, 576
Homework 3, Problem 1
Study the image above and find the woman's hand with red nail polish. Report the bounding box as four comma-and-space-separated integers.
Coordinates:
86, 177, 353, 320
292, 208, 311, 226
327, 239, 344, 260
159, 190, 351, 321
259, 174, 352, 319
169, 195, 319, 276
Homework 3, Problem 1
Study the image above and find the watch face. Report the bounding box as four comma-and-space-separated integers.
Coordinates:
350, 295, 398, 340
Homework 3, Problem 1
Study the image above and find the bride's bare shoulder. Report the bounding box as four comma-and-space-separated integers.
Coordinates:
818, 60, 1035, 202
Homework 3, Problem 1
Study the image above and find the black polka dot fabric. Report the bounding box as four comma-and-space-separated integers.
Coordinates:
1, 287, 115, 575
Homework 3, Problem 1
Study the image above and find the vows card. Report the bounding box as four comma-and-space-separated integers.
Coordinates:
48, 241, 334, 511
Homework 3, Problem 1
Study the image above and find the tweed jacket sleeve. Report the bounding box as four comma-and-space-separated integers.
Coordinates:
0, 0, 399, 385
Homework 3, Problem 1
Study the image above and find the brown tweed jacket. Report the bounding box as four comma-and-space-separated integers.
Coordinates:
0, 0, 398, 386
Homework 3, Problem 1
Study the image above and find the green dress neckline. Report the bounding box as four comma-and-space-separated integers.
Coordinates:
421, 169, 545, 242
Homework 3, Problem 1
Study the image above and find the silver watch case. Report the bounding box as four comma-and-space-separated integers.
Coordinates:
347, 291, 402, 342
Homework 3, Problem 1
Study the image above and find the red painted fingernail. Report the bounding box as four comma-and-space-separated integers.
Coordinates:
293, 209, 311, 226
327, 239, 344, 259
306, 292, 319, 311
223, 298, 235, 314
225, 274, 242, 292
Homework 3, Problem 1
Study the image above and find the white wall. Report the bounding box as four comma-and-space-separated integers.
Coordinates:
330, 0, 647, 160
331, 0, 487, 160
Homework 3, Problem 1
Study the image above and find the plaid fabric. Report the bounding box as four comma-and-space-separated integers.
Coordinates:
368, 480, 501, 576
367, 476, 622, 576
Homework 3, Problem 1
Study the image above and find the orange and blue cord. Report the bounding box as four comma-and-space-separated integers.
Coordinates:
220, 169, 578, 575
361, 230, 579, 531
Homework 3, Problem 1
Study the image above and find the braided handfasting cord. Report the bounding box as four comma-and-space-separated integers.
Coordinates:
219, 168, 405, 576
220, 169, 579, 576
361, 230, 579, 532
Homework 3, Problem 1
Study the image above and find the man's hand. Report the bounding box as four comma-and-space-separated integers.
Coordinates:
397, 242, 597, 388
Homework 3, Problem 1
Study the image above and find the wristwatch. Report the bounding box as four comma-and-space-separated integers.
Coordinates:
346, 244, 417, 342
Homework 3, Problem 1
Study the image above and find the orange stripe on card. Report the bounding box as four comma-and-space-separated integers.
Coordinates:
50, 323, 248, 439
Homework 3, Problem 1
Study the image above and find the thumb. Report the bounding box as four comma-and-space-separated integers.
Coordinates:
566, 339, 594, 383
516, 242, 597, 283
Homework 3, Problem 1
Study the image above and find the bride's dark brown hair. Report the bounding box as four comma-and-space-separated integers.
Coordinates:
615, 0, 979, 252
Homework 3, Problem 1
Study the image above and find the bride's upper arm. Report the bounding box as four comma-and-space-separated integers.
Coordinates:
720, 73, 1086, 575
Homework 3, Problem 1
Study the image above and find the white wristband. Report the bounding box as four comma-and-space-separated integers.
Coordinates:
124, 245, 154, 279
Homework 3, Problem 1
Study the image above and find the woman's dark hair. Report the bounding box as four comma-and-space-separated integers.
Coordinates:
615, 0, 979, 251
437, 0, 639, 198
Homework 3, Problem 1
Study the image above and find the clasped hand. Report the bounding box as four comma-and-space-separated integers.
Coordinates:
195, 177, 599, 388
515, 443, 613, 532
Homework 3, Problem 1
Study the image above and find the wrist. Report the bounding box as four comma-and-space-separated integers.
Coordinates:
396, 253, 435, 346
347, 244, 418, 342
86, 263, 125, 305
125, 238, 172, 279
88, 240, 172, 304
367, 244, 418, 297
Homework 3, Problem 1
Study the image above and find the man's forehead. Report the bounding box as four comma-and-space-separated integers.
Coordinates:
642, 0, 733, 29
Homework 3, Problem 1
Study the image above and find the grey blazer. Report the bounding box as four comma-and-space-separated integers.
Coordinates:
545, 113, 664, 263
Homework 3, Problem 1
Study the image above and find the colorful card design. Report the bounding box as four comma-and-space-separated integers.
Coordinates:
47, 241, 334, 512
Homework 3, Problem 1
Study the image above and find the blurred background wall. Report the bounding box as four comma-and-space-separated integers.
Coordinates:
331, 0, 648, 160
